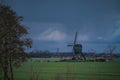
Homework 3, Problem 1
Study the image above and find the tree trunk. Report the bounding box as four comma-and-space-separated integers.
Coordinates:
3, 68, 9, 80
3, 58, 9, 80
3, 50, 10, 80
9, 56, 14, 80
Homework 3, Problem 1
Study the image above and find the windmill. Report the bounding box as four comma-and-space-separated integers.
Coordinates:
68, 32, 86, 61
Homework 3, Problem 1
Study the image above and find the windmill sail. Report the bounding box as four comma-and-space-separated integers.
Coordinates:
73, 32, 77, 46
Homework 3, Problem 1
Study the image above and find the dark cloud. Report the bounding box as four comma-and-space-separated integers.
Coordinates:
9, 0, 120, 52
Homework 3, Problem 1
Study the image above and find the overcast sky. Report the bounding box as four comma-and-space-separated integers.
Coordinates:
8, 0, 120, 53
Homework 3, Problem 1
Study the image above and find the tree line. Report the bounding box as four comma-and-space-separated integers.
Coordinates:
29, 50, 120, 58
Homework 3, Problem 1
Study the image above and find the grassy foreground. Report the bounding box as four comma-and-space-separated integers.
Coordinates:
1, 59, 120, 80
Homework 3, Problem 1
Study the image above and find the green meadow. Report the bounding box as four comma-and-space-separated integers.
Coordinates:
1, 58, 120, 80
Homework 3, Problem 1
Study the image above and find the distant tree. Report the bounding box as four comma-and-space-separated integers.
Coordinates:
107, 45, 117, 60
0, 5, 32, 80
88, 49, 96, 58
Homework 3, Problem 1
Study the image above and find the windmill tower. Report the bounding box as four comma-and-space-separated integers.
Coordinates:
68, 32, 86, 61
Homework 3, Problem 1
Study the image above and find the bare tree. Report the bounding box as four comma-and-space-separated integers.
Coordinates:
107, 45, 117, 60
88, 49, 96, 57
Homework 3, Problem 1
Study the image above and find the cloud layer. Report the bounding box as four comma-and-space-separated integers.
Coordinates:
35, 29, 66, 42
11, 0, 120, 52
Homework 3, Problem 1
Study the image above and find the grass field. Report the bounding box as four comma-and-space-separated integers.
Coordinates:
1, 58, 120, 80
